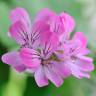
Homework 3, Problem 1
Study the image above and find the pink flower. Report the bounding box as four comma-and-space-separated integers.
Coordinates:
36, 8, 75, 40
1, 7, 94, 87
19, 31, 64, 87
61, 32, 94, 79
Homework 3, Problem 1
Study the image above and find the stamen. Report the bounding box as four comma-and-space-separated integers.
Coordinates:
71, 56, 77, 63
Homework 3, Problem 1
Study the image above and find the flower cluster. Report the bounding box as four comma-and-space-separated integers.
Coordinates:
2, 8, 94, 87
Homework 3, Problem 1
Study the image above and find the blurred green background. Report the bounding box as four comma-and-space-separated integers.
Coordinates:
0, 0, 96, 96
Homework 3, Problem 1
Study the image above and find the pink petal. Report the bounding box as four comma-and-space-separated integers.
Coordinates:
9, 21, 29, 45
35, 8, 56, 22
78, 48, 90, 55
51, 61, 71, 78
10, 7, 31, 28
32, 21, 50, 33
1, 52, 26, 72
76, 55, 94, 71
20, 48, 40, 68
50, 16, 64, 36
60, 12, 75, 33
40, 31, 59, 58
70, 64, 83, 79
26, 67, 38, 74
63, 40, 82, 56
67, 62, 90, 79
64, 39, 85, 56
34, 65, 48, 87
40, 31, 59, 49
30, 21, 50, 48
44, 65, 63, 87
73, 32, 87, 47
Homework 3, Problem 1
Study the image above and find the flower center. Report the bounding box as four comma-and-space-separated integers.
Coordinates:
71, 56, 77, 63
41, 59, 50, 65
41, 51, 63, 65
